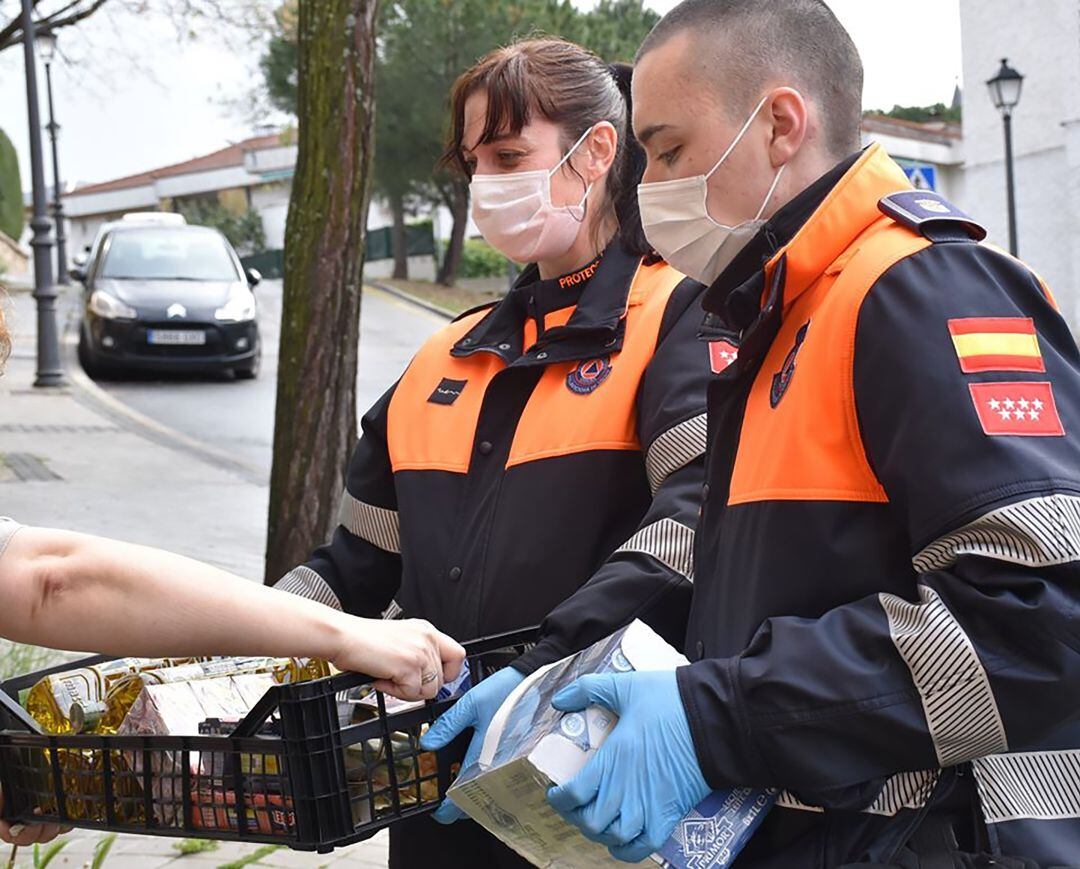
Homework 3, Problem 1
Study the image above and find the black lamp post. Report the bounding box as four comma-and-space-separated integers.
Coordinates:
987, 57, 1024, 256
20, 0, 64, 387
37, 28, 69, 286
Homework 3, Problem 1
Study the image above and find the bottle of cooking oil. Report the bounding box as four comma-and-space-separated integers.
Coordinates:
272, 657, 333, 684
25, 657, 200, 735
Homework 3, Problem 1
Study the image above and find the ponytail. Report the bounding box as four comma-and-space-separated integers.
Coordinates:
606, 62, 653, 260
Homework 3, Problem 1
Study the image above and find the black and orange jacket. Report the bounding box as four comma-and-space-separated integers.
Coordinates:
274, 241, 708, 656
525, 145, 1080, 865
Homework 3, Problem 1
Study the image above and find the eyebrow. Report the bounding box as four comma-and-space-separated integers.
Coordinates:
462, 132, 522, 152
636, 123, 672, 146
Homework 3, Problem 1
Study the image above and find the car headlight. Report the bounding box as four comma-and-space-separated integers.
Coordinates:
89, 290, 137, 320
214, 288, 257, 322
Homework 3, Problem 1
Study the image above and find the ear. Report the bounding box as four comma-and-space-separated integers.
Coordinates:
765, 88, 808, 168
580, 121, 619, 184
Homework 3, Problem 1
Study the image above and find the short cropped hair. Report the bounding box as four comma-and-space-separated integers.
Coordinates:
637, 0, 863, 158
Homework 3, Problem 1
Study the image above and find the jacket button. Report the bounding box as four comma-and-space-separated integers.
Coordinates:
702, 484, 710, 502
448, 567, 462, 582
536, 351, 549, 360
498, 343, 511, 351
695, 640, 705, 661
478, 441, 493, 455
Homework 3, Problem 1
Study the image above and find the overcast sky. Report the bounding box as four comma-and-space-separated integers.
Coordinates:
0, 0, 962, 193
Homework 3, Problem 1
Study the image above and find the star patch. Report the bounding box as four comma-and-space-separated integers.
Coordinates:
968, 381, 1064, 436
709, 340, 739, 374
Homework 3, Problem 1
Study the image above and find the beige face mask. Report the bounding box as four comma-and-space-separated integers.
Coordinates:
637, 94, 786, 285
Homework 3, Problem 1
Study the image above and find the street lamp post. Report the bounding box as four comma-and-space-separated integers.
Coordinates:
987, 57, 1024, 257
37, 29, 69, 286
19, 0, 64, 387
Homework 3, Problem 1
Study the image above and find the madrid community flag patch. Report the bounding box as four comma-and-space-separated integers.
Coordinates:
969, 381, 1065, 437
948, 317, 1045, 373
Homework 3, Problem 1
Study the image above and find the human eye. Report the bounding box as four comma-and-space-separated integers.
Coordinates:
659, 145, 682, 167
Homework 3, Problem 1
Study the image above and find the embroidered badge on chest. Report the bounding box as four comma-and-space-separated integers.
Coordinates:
428, 377, 467, 405
770, 321, 810, 408
567, 356, 613, 395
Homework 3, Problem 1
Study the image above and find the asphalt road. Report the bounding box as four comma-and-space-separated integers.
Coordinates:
93, 280, 448, 476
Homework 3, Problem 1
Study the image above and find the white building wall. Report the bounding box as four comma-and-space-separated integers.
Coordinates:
959, 0, 1080, 328
250, 181, 291, 251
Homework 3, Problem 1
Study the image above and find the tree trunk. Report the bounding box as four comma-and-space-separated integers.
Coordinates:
264, 0, 379, 584
436, 176, 469, 287
390, 191, 408, 280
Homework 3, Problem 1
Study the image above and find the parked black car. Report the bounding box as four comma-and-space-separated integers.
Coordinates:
74, 219, 262, 379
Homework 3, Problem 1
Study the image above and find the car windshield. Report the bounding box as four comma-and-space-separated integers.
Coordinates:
100, 229, 239, 281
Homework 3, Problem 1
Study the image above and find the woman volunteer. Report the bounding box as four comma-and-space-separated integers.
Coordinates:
0, 310, 465, 848
271, 38, 712, 867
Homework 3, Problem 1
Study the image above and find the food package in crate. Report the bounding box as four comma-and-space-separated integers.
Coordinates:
341, 662, 472, 825
117, 672, 280, 825
447, 620, 776, 868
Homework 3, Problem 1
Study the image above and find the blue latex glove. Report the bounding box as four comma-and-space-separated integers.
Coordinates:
420, 666, 525, 823
546, 670, 710, 863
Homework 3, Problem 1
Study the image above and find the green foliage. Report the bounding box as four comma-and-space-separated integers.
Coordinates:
175, 199, 267, 256
174, 838, 219, 856
0, 641, 69, 681
32, 839, 67, 869
216, 844, 281, 869
874, 103, 962, 124
457, 238, 509, 279
90, 834, 116, 869
0, 127, 24, 242
260, 0, 658, 280
573, 0, 660, 62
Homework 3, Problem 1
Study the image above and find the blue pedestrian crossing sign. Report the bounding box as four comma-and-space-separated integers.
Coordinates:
900, 162, 937, 191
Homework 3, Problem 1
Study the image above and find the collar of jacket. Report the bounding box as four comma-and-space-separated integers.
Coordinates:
702, 143, 912, 329
451, 240, 642, 366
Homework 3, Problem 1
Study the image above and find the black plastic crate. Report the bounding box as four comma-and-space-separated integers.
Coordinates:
0, 627, 537, 853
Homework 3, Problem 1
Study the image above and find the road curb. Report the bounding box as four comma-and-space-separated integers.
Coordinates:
367, 280, 455, 320
59, 296, 267, 487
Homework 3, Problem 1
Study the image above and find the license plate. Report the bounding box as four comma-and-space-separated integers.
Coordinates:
147, 329, 206, 346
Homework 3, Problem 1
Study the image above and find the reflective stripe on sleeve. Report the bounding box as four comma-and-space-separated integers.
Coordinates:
273, 565, 343, 611
338, 490, 401, 554
645, 413, 707, 494
615, 518, 695, 581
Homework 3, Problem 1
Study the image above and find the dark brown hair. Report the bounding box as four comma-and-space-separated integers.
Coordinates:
444, 38, 651, 258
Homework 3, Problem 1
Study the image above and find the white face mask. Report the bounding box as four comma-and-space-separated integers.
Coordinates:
469, 126, 595, 264
638, 95, 786, 285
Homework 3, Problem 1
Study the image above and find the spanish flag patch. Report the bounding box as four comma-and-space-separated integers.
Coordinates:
947, 317, 1045, 373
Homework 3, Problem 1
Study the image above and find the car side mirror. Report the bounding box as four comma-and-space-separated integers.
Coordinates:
245, 267, 262, 289
69, 266, 86, 283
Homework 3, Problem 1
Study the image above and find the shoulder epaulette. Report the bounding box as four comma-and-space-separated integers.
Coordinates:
878, 190, 987, 243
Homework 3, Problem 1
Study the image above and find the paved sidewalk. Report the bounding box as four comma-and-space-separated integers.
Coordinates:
0, 287, 389, 866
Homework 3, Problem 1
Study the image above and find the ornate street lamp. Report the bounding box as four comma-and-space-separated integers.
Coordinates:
987, 58, 1024, 256
37, 28, 69, 286
20, 0, 64, 387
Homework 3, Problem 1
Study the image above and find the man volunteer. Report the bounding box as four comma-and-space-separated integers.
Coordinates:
426, 1, 1080, 866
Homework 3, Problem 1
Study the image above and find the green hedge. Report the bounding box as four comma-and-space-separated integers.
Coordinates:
0, 128, 23, 242
457, 238, 510, 279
